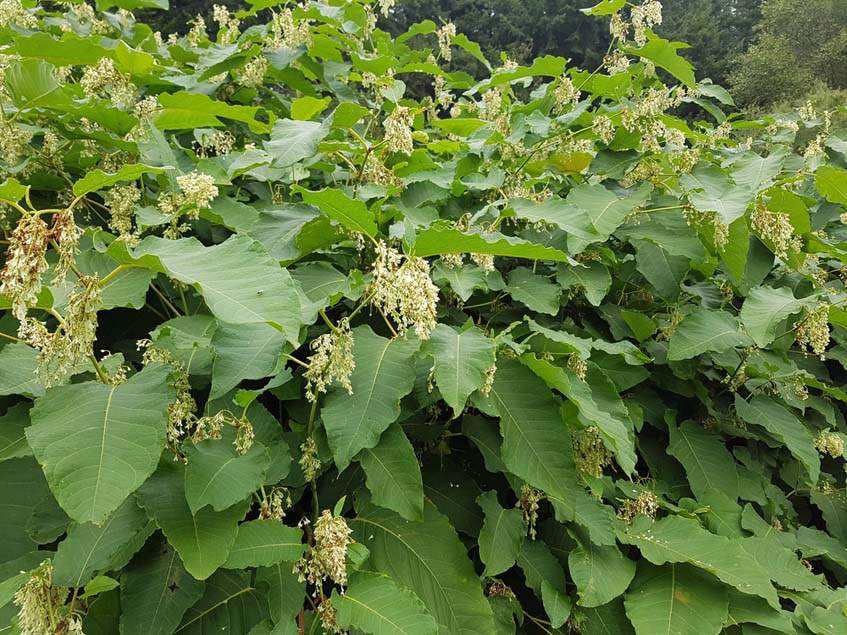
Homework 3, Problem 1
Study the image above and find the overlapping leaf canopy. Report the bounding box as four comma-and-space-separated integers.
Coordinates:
1, 1, 847, 634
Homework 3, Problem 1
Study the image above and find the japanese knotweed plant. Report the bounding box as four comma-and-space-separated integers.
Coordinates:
0, 0, 846, 633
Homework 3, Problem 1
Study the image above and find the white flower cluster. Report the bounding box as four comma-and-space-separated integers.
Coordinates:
104, 183, 141, 238
195, 130, 235, 157
0, 124, 33, 165
19, 276, 102, 388
0, 0, 36, 28
795, 304, 830, 359
14, 560, 83, 635
631, 0, 663, 46
294, 509, 354, 587
159, 171, 219, 223
592, 114, 616, 144
187, 15, 207, 47
553, 76, 581, 114
299, 435, 322, 481
573, 425, 613, 478
618, 490, 659, 522
0, 214, 49, 320
239, 55, 268, 88
370, 241, 439, 340
268, 7, 311, 49
213, 4, 240, 45
80, 57, 135, 109
437, 22, 456, 61
139, 339, 197, 447
750, 203, 802, 260
304, 318, 355, 402
815, 431, 844, 458
383, 105, 414, 155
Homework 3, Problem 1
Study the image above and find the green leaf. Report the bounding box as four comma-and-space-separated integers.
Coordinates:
322, 327, 419, 471
619, 515, 779, 608
581, 0, 625, 16
667, 310, 750, 361
734, 395, 820, 485
0, 458, 56, 564
178, 570, 268, 633
682, 166, 752, 225
421, 324, 496, 418
263, 119, 329, 167
120, 235, 302, 345
155, 91, 270, 134
80, 575, 119, 599
351, 500, 496, 634
507, 268, 561, 315
740, 286, 813, 348
53, 498, 152, 587
667, 420, 739, 501
120, 541, 205, 635
136, 458, 248, 580
295, 187, 378, 238
625, 35, 696, 87
183, 427, 270, 513
624, 563, 729, 635
0, 402, 32, 462
256, 563, 304, 625
476, 491, 525, 577
568, 539, 635, 608
815, 165, 847, 206
334, 571, 438, 635
519, 353, 637, 476
633, 239, 689, 300
290, 96, 331, 121
489, 360, 582, 526
540, 580, 571, 629
413, 226, 570, 262
5, 59, 72, 110
210, 322, 285, 399
0, 177, 29, 204
359, 423, 424, 522
0, 343, 45, 398
72, 163, 165, 198
557, 261, 611, 306
222, 520, 305, 569
27, 364, 173, 524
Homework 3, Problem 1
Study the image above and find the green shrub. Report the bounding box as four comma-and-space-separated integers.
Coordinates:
0, 1, 846, 634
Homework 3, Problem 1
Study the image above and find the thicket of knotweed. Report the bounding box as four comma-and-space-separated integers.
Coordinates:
0, 0, 846, 633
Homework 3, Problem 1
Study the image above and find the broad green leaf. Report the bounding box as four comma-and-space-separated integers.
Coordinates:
626, 35, 696, 87
291, 95, 331, 120
27, 364, 173, 524
507, 268, 561, 315
619, 515, 778, 607
256, 563, 304, 625
263, 119, 329, 167
624, 563, 728, 635
77, 250, 155, 310
413, 226, 570, 262
72, 164, 165, 198
5, 59, 72, 110
210, 322, 285, 399
0, 402, 31, 462
359, 423, 424, 522
334, 571, 438, 635
136, 458, 248, 580
557, 261, 611, 306
222, 520, 305, 569
119, 235, 302, 344
322, 327, 419, 471
734, 396, 820, 484
295, 187, 378, 237
810, 488, 847, 543
740, 286, 813, 348
178, 569, 268, 633
633, 239, 689, 300
421, 324, 496, 417
730, 152, 784, 194
581, 0, 625, 16
12, 32, 109, 65
0, 458, 55, 565
517, 539, 566, 596
0, 342, 44, 398
568, 539, 635, 608
541, 580, 571, 629
155, 91, 270, 134
519, 354, 637, 476
53, 498, 152, 587
667, 310, 750, 361
681, 165, 752, 225
726, 590, 796, 633
476, 491, 525, 577
184, 427, 270, 513
350, 500, 496, 634
119, 542, 205, 635
815, 165, 847, 206
0, 177, 29, 204
489, 360, 582, 526
667, 420, 739, 501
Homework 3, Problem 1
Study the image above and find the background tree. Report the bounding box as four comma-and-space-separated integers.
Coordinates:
730, 0, 847, 106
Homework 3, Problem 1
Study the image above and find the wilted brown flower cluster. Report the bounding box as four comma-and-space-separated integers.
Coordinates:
573, 425, 613, 478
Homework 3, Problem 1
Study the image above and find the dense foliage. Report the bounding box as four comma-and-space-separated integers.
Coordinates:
1, 1, 847, 634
